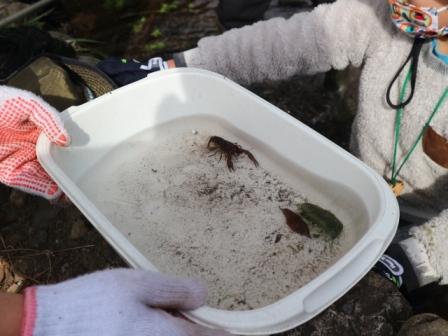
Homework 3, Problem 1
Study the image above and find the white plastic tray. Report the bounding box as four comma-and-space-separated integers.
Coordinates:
37, 68, 399, 335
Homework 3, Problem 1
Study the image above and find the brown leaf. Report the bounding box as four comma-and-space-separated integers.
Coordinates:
279, 207, 311, 237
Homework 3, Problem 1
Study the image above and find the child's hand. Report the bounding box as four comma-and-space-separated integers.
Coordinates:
0, 86, 71, 201
21, 268, 232, 336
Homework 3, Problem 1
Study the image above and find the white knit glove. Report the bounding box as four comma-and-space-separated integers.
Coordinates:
387, 237, 440, 292
0, 86, 71, 200
21, 268, 231, 336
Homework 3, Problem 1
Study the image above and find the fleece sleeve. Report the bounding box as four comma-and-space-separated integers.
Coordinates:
176, 0, 389, 84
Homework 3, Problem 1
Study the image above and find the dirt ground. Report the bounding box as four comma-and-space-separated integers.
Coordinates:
3, 0, 447, 332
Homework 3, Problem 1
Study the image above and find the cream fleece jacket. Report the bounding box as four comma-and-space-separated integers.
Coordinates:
175, 0, 448, 284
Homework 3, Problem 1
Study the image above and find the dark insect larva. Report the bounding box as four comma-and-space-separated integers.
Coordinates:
274, 234, 282, 243
279, 207, 311, 237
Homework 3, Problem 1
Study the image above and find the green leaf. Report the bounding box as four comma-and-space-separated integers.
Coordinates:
151, 29, 162, 37
144, 41, 166, 52
298, 202, 343, 239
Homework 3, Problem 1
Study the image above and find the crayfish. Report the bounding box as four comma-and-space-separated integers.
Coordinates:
207, 136, 259, 171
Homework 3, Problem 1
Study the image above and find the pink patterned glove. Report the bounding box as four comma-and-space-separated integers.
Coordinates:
21, 268, 231, 336
0, 86, 71, 200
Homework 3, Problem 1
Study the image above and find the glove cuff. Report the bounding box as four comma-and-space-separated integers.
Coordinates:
140, 57, 169, 72
172, 52, 187, 67
372, 254, 404, 288
21, 286, 38, 336
387, 237, 440, 292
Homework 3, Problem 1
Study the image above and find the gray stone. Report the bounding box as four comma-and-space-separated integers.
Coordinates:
278, 271, 412, 335
69, 220, 88, 240
13, 258, 31, 275
0, 2, 29, 20
0, 203, 20, 225
9, 189, 27, 208
32, 198, 62, 229
3, 232, 23, 247
27, 230, 48, 249
397, 313, 448, 336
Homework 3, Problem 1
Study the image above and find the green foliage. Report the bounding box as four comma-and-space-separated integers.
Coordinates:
159, 1, 179, 13
20, 8, 54, 28
132, 17, 146, 34
151, 29, 162, 37
144, 41, 166, 52
187, 2, 200, 14
102, 0, 125, 12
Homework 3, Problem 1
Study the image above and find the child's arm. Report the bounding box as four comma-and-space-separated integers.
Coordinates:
172, 0, 387, 85
0, 293, 24, 336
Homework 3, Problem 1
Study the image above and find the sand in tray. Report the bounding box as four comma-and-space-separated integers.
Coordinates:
78, 116, 368, 311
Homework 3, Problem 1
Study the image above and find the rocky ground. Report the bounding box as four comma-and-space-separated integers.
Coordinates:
1, 0, 448, 335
